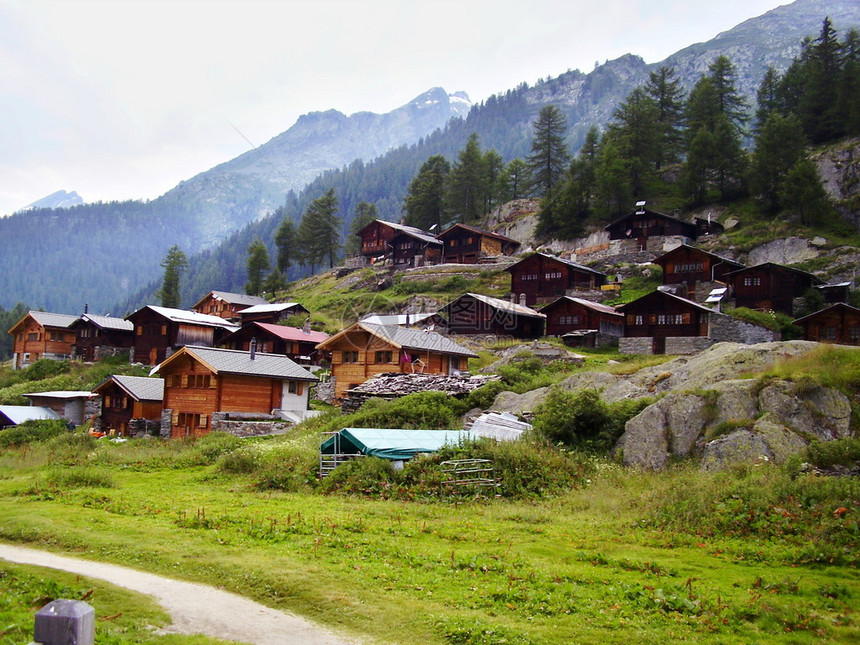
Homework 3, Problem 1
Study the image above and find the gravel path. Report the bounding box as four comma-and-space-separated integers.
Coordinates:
0, 543, 358, 645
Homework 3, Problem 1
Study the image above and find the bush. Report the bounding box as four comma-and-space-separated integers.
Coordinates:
462, 380, 507, 411
46, 466, 116, 488
318, 456, 399, 497
0, 419, 69, 447
347, 391, 462, 430
216, 448, 261, 474
805, 437, 860, 468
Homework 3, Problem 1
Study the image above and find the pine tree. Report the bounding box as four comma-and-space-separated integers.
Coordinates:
780, 159, 831, 226
403, 155, 450, 231
606, 87, 661, 197
526, 105, 570, 198
245, 238, 270, 296
754, 66, 782, 132
644, 66, 685, 168
498, 158, 531, 202
296, 189, 341, 271
157, 245, 187, 308
273, 217, 297, 276
346, 202, 379, 255
445, 133, 488, 224
748, 113, 806, 213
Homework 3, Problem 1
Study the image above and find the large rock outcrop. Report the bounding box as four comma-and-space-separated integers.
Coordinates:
617, 378, 852, 470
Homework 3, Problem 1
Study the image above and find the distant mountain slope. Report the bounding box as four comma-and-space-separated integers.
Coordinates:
2, 0, 858, 314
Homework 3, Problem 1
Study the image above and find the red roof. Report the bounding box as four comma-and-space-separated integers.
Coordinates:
252, 322, 329, 344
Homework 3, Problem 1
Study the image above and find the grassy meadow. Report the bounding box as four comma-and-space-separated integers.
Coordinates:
1, 346, 859, 644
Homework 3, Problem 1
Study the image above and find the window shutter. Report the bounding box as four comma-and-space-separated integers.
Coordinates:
297, 382, 303, 396
171, 411, 179, 425
181, 374, 188, 387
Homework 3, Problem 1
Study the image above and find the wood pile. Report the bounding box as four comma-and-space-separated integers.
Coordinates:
341, 372, 499, 412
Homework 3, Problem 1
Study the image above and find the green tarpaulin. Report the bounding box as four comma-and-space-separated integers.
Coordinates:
320, 427, 470, 461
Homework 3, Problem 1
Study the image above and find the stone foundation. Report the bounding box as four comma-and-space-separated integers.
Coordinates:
619, 337, 654, 354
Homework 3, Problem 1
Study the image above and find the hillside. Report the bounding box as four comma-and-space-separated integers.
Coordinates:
2, 0, 859, 314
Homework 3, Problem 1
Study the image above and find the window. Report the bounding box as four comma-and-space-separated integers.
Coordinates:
850, 327, 860, 340
342, 350, 359, 363
186, 374, 211, 388
544, 271, 562, 280
28, 332, 39, 341
674, 262, 704, 273
824, 326, 837, 340
743, 276, 761, 286
375, 350, 392, 363
287, 381, 304, 395
626, 314, 644, 326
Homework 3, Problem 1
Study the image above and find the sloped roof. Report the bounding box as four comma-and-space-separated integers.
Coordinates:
320, 427, 470, 460
540, 296, 622, 317
152, 345, 318, 381
437, 223, 520, 245
9, 311, 79, 334
74, 313, 134, 332
723, 262, 824, 284
0, 405, 61, 425
24, 390, 96, 400
317, 322, 478, 358
506, 252, 606, 277
360, 313, 438, 326
93, 375, 164, 402
127, 306, 240, 331
239, 302, 308, 315
193, 290, 268, 309
617, 289, 716, 314
236, 322, 329, 344
793, 302, 860, 325
604, 207, 689, 230
652, 244, 744, 269
390, 228, 443, 246
359, 219, 434, 238
443, 293, 546, 319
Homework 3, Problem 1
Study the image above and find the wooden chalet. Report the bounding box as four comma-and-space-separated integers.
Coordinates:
359, 312, 446, 329
725, 263, 822, 316
153, 345, 318, 439
815, 282, 852, 305
618, 290, 714, 354
356, 219, 435, 265
126, 305, 239, 366
653, 244, 744, 299
605, 205, 723, 245
192, 290, 268, 321
540, 297, 623, 338
71, 313, 135, 362
506, 252, 606, 306
7, 311, 79, 370
221, 322, 330, 365
316, 322, 478, 400
237, 302, 309, 325
440, 293, 545, 339
92, 375, 164, 436
793, 303, 860, 346
436, 224, 520, 264
23, 390, 97, 426
390, 228, 442, 268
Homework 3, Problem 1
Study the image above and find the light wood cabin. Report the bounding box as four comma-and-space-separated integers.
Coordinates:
153, 345, 317, 439
316, 322, 477, 400
8, 311, 79, 370
92, 375, 164, 437
192, 291, 268, 321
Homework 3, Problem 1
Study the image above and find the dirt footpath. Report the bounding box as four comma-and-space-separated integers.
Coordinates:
0, 543, 358, 645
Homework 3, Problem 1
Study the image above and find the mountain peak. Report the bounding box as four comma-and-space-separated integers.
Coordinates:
20, 190, 83, 212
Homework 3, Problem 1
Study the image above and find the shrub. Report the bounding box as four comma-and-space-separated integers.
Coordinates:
462, 380, 507, 411
46, 466, 116, 488
805, 437, 860, 468
318, 456, 399, 497
178, 432, 244, 466
216, 447, 261, 474
0, 419, 69, 447
254, 452, 318, 492
347, 391, 461, 430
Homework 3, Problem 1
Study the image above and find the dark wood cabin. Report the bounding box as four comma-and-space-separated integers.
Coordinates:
92, 375, 164, 437
126, 305, 239, 366
192, 290, 268, 321
436, 224, 520, 264
605, 206, 723, 246
540, 297, 623, 337
617, 290, 714, 354
391, 229, 442, 268
793, 303, 860, 346
221, 322, 330, 365
815, 282, 851, 305
71, 313, 135, 362
725, 263, 822, 316
7, 311, 79, 370
652, 244, 744, 299
237, 302, 309, 326
153, 345, 318, 439
316, 322, 477, 400
506, 253, 606, 306
440, 292, 545, 339
356, 219, 435, 265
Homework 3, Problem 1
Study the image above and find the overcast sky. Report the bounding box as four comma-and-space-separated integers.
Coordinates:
0, 0, 790, 216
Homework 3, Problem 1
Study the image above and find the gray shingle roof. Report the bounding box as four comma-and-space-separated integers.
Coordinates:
358, 323, 478, 357
131, 306, 240, 331
28, 311, 79, 329
154, 346, 318, 381
447, 293, 546, 319
108, 375, 165, 401
79, 313, 134, 332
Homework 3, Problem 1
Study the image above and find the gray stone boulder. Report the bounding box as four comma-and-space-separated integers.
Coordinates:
616, 376, 852, 470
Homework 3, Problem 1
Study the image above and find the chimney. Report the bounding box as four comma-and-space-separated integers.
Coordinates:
405, 313, 411, 328
302, 317, 311, 335
83, 303, 88, 314
250, 338, 257, 360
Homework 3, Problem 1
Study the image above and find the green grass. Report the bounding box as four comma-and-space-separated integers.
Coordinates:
0, 433, 858, 645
